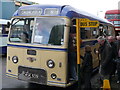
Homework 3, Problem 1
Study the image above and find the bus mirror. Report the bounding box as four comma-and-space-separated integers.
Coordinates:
7, 22, 11, 28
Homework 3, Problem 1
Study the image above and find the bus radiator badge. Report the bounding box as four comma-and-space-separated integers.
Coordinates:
27, 57, 36, 62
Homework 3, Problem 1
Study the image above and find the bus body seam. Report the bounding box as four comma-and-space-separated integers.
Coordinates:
7, 44, 67, 52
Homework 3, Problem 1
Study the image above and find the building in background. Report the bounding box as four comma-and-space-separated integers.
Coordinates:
0, 0, 37, 55
0, 0, 37, 20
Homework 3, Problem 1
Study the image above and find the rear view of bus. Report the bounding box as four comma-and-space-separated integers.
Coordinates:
6, 5, 70, 87
105, 10, 120, 35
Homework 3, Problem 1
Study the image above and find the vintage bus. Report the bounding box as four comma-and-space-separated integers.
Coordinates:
6, 5, 115, 87
105, 10, 120, 35
0, 19, 10, 55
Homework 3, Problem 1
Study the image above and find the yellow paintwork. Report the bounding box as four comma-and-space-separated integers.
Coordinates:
76, 19, 81, 64
79, 18, 99, 27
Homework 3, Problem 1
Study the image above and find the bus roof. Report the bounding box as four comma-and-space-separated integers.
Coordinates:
0, 19, 10, 25
105, 10, 120, 14
13, 4, 112, 25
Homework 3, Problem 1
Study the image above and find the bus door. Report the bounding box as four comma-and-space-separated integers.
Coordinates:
80, 27, 100, 68
69, 19, 100, 75
68, 26, 77, 81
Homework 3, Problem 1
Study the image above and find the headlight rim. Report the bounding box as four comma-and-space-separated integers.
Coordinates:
51, 73, 57, 79
12, 56, 18, 64
46, 59, 55, 68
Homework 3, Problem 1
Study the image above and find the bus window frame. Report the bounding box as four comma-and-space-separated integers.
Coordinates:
32, 17, 66, 46
80, 27, 99, 39
114, 21, 120, 24
0, 24, 9, 35
9, 17, 71, 47
105, 14, 120, 19
9, 18, 34, 43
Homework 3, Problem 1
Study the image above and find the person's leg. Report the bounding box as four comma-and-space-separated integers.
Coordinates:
117, 70, 120, 83
84, 72, 92, 90
69, 52, 77, 80
71, 52, 77, 80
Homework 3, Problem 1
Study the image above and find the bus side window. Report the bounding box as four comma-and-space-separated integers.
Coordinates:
91, 28, 99, 38
81, 28, 99, 39
81, 28, 90, 39
2, 25, 9, 34
108, 26, 115, 36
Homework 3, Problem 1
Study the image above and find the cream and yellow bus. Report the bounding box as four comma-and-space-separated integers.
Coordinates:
6, 5, 115, 87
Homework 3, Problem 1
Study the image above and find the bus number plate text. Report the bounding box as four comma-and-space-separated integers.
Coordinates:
18, 66, 47, 84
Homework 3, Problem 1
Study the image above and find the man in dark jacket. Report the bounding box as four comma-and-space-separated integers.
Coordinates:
97, 36, 115, 81
116, 36, 120, 83
82, 45, 93, 90
107, 36, 118, 78
116, 36, 120, 52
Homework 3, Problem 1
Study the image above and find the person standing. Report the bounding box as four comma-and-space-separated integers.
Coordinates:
68, 27, 77, 81
107, 36, 118, 79
97, 36, 116, 81
116, 36, 120, 83
116, 36, 120, 52
97, 36, 114, 82
82, 45, 93, 90
97, 36, 106, 84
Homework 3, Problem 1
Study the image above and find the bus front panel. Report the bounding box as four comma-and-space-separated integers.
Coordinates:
6, 44, 68, 87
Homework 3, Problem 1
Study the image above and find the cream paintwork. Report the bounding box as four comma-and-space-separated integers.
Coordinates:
6, 45, 68, 86
80, 40, 100, 68
6, 17, 71, 87
6, 16, 113, 87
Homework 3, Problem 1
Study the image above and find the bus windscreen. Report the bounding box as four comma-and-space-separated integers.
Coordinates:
9, 17, 65, 46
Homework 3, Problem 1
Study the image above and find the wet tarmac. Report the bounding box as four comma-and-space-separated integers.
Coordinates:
1, 57, 27, 89
1, 56, 120, 90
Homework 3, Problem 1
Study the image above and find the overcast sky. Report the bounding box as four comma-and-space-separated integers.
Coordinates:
30, 0, 120, 18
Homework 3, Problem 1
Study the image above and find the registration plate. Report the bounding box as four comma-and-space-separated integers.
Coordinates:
18, 66, 47, 84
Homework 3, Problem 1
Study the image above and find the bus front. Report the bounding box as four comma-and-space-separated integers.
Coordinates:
6, 5, 70, 87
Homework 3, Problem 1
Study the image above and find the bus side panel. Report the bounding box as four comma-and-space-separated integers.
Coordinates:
91, 43, 99, 68
80, 40, 99, 68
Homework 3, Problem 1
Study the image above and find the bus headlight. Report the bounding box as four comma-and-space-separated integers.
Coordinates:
12, 56, 18, 64
51, 73, 57, 79
47, 60, 55, 68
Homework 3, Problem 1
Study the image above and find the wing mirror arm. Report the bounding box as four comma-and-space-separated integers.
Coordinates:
7, 22, 11, 28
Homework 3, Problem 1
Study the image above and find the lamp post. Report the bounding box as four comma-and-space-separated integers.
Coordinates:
20, 0, 22, 6
97, 10, 103, 16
